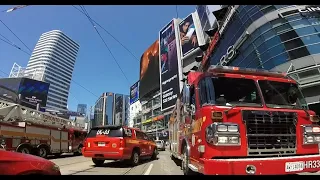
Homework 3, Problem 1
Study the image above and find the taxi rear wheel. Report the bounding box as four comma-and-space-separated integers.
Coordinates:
151, 148, 158, 160
130, 150, 140, 166
92, 158, 105, 167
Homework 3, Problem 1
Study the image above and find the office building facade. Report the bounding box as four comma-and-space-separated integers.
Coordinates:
25, 30, 80, 111
92, 92, 129, 127
138, 90, 169, 140
206, 5, 320, 114
129, 100, 142, 127
77, 104, 87, 115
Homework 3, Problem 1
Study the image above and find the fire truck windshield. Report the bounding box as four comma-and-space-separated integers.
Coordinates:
258, 80, 308, 110
199, 76, 308, 110
200, 77, 262, 107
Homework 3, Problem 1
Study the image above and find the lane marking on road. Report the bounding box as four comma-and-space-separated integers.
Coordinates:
144, 163, 153, 175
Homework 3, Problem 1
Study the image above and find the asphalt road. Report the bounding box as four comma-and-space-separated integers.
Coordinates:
49, 151, 320, 175
49, 150, 183, 175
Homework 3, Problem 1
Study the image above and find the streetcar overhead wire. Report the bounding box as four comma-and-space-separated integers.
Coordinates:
0, 19, 32, 52
0, 34, 31, 55
0, 5, 131, 99
72, 5, 139, 62
78, 5, 131, 86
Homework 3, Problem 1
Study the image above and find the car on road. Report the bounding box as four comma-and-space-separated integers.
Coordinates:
155, 140, 166, 151
82, 125, 158, 167
0, 148, 61, 175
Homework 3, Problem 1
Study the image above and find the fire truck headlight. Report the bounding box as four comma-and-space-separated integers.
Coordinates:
206, 123, 240, 146
314, 136, 320, 142
217, 136, 239, 144
303, 125, 320, 144
217, 125, 228, 132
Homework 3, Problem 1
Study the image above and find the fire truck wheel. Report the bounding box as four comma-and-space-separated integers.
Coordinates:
77, 146, 83, 155
92, 158, 105, 167
130, 149, 140, 166
74, 146, 83, 155
17, 146, 31, 154
182, 146, 194, 175
38, 146, 48, 158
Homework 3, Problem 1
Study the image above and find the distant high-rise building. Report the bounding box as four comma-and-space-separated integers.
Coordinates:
24, 30, 80, 111
92, 92, 129, 127
77, 104, 87, 115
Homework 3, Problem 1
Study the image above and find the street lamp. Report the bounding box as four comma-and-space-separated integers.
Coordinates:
4, 5, 29, 13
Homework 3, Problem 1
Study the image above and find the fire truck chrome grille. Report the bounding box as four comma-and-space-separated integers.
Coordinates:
242, 110, 297, 157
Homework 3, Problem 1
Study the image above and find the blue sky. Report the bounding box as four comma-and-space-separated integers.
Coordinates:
0, 5, 195, 111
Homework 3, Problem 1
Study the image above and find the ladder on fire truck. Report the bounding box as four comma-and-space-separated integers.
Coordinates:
0, 99, 86, 131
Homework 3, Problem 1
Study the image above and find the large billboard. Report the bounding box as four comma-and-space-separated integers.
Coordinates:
159, 19, 183, 111
139, 40, 160, 100
0, 77, 49, 109
130, 81, 139, 105
179, 13, 206, 60
179, 14, 199, 57
19, 78, 50, 109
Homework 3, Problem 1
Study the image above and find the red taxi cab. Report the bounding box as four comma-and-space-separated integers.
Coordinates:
82, 125, 158, 166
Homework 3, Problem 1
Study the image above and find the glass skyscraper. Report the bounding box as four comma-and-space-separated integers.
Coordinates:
77, 104, 87, 115
92, 92, 129, 127
25, 30, 80, 111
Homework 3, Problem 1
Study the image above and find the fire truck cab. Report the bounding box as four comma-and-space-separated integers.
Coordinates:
169, 65, 320, 175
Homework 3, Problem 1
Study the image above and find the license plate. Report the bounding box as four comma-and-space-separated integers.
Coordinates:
98, 142, 105, 147
285, 161, 304, 172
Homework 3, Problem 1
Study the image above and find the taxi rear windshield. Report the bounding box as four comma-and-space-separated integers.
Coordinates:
87, 126, 124, 138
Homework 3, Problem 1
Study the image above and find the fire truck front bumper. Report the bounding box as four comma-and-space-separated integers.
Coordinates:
201, 154, 320, 175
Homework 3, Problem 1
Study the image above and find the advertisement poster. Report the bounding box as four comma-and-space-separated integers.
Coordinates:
179, 14, 199, 57
159, 20, 181, 111
139, 40, 160, 100
130, 81, 139, 104
0, 77, 50, 109
19, 78, 50, 109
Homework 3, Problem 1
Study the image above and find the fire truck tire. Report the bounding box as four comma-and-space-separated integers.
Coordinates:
37, 146, 49, 158
74, 145, 83, 155
92, 158, 105, 167
17, 145, 32, 154
130, 148, 140, 166
182, 146, 194, 175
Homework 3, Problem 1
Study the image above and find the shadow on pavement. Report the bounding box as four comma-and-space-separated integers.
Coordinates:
94, 157, 160, 168
47, 153, 81, 160
172, 157, 181, 167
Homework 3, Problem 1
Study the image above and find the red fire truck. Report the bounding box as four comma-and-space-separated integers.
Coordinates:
0, 100, 87, 158
169, 65, 320, 175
